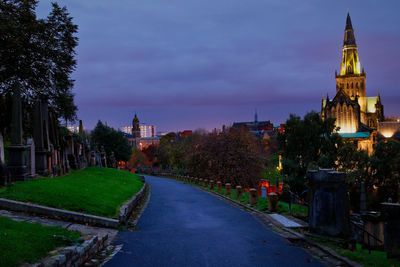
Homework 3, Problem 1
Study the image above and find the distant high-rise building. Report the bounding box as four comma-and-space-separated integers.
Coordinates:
121, 124, 156, 138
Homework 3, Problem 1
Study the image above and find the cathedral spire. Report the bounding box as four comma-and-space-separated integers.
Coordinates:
344, 13, 356, 46
340, 12, 361, 75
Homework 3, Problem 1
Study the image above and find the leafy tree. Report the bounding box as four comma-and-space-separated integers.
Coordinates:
90, 121, 131, 163
369, 139, 400, 204
278, 111, 342, 193
128, 147, 148, 169
0, 0, 78, 126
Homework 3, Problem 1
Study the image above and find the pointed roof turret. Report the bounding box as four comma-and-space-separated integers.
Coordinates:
132, 113, 139, 125
343, 13, 356, 46
340, 12, 361, 75
345, 12, 353, 30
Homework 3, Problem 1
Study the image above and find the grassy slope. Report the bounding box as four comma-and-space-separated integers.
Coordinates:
0, 216, 81, 266
0, 167, 143, 218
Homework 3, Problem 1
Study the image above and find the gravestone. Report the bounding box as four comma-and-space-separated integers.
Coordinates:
0, 133, 4, 164
382, 203, 400, 259
6, 84, 28, 181
308, 169, 350, 237
26, 138, 36, 178
90, 151, 96, 166
33, 99, 49, 176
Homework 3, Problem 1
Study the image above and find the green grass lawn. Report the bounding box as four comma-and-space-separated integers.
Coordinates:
0, 167, 143, 218
308, 236, 400, 267
0, 216, 81, 266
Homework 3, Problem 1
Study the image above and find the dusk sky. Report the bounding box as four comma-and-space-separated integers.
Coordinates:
37, 0, 400, 133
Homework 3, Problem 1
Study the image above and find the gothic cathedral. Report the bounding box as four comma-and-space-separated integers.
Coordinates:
321, 13, 384, 153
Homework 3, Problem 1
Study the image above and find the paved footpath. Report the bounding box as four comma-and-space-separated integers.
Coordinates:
106, 176, 324, 267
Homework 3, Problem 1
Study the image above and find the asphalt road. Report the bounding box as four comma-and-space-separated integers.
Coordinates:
106, 176, 323, 267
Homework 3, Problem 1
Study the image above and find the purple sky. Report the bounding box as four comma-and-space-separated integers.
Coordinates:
37, 1, 400, 132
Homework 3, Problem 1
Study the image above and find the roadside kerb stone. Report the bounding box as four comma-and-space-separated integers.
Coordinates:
236, 186, 243, 199
217, 181, 222, 191
249, 188, 258, 206
225, 183, 231, 195
209, 180, 214, 190
119, 182, 148, 225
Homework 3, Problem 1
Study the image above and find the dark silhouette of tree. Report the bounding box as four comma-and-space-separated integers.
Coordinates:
0, 0, 78, 126
90, 121, 132, 163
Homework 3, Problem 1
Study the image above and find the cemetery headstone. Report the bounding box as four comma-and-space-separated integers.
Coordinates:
33, 99, 49, 176
382, 203, 400, 259
6, 84, 28, 181
26, 138, 36, 178
0, 133, 4, 164
307, 169, 350, 237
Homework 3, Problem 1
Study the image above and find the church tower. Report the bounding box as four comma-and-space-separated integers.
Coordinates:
335, 13, 367, 122
132, 113, 141, 148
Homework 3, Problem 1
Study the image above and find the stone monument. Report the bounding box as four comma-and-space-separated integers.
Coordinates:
0, 133, 4, 164
6, 84, 28, 181
307, 169, 351, 237
33, 98, 49, 176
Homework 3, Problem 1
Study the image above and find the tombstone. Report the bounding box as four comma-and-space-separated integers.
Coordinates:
361, 211, 385, 250
6, 84, 28, 181
0, 133, 4, 164
360, 182, 367, 214
381, 203, 400, 259
26, 138, 36, 178
33, 98, 49, 176
90, 151, 96, 166
307, 169, 351, 237
100, 146, 107, 167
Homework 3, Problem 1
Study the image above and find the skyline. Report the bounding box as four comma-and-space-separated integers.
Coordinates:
37, 0, 400, 132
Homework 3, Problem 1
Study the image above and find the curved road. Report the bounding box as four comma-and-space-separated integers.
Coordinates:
106, 176, 323, 266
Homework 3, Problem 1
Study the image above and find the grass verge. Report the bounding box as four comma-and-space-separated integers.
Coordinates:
309, 235, 400, 267
0, 216, 81, 266
0, 167, 143, 218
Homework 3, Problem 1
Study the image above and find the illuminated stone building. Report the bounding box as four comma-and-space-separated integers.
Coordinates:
322, 13, 384, 153
132, 113, 141, 148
